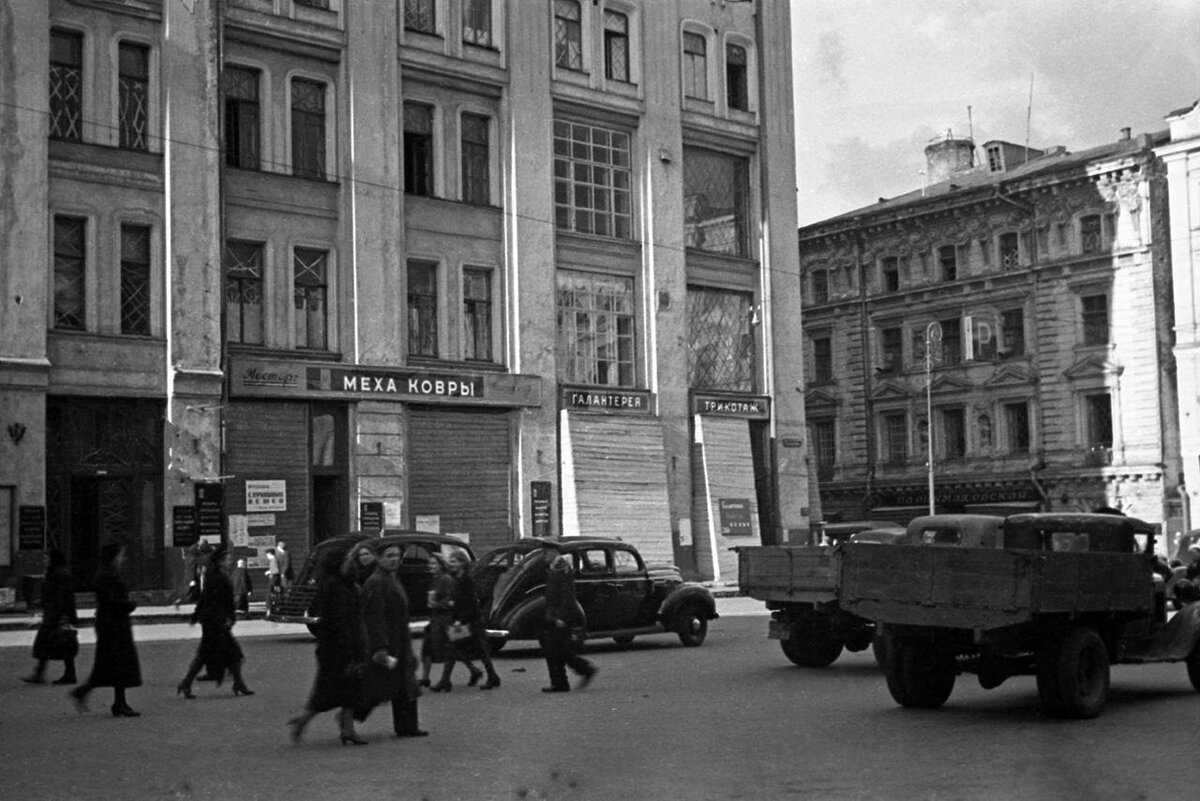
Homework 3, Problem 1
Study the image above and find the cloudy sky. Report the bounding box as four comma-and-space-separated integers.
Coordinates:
790, 0, 1200, 225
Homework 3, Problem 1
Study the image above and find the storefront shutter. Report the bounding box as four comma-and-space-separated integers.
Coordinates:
409, 407, 513, 555
691, 416, 758, 582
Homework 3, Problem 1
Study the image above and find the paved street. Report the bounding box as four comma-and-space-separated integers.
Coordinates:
2, 600, 1198, 801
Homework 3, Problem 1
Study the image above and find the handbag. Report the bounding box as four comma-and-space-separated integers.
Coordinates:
45, 625, 79, 660
447, 622, 471, 642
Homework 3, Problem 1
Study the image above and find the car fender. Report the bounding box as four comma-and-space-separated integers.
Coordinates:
657, 585, 718, 626
498, 595, 548, 640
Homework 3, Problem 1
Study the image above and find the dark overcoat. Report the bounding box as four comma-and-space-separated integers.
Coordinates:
32, 566, 79, 661
86, 566, 142, 688
359, 568, 420, 709
191, 566, 244, 682
308, 572, 367, 712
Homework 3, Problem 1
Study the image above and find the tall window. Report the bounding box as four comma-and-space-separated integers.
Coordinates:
1004, 401, 1030, 453
554, 0, 583, 70
461, 113, 490, 205
294, 248, 328, 350
553, 120, 632, 238
683, 148, 749, 256
812, 336, 833, 383
880, 327, 902, 372
49, 30, 83, 141
463, 268, 493, 362
940, 407, 966, 458
811, 270, 829, 304
811, 420, 836, 476
938, 244, 958, 282
726, 43, 748, 110
556, 270, 635, 387
53, 215, 86, 330
1080, 214, 1103, 254
939, 318, 962, 366
603, 11, 629, 82
405, 0, 436, 33
686, 287, 755, 392
224, 240, 264, 345
1081, 294, 1109, 346
222, 66, 260, 170
407, 261, 438, 357
120, 224, 151, 336
462, 0, 492, 46
1001, 308, 1025, 356
291, 78, 326, 179
999, 232, 1020, 270
880, 256, 900, 292
405, 102, 435, 197
118, 43, 149, 150
1085, 393, 1113, 449
882, 413, 907, 464
683, 32, 708, 100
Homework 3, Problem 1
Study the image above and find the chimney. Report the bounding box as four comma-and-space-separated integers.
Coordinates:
924, 136, 976, 183
1119, 127, 1131, 140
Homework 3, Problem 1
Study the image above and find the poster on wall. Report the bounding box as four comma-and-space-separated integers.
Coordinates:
172, 506, 197, 547
717, 498, 753, 536
18, 505, 46, 551
531, 481, 552, 538
415, 515, 440, 534
195, 483, 225, 544
245, 480, 287, 513
360, 502, 384, 534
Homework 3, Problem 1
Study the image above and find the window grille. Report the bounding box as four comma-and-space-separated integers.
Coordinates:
939, 318, 961, 365
999, 232, 1020, 270
556, 270, 635, 387
686, 287, 754, 391
224, 240, 264, 345
554, 0, 583, 70
683, 32, 707, 99
553, 120, 632, 238
811, 420, 836, 475
118, 43, 149, 150
812, 336, 833, 383
408, 261, 438, 357
294, 248, 328, 350
120, 224, 151, 336
291, 78, 326, 179
938, 244, 957, 282
222, 66, 260, 170
463, 0, 491, 46
295, 0, 330, 7
463, 268, 493, 361
1085, 393, 1113, 448
882, 413, 907, 464
726, 43, 748, 110
53, 215, 86, 330
405, 102, 435, 196
50, 30, 83, 141
683, 148, 748, 256
1080, 215, 1103, 254
604, 11, 629, 82
461, 113, 489, 205
879, 327, 902, 372
405, 0, 436, 33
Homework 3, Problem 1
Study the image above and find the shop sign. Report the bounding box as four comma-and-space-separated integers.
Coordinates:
781, 437, 804, 448
561, 386, 653, 413
718, 498, 754, 536
195, 483, 225, 544
875, 482, 1040, 507
360, 502, 384, 534
311, 368, 483, 399
245, 480, 287, 513
693, 393, 771, 420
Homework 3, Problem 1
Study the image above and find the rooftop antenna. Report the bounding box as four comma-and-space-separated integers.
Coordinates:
967, 105, 977, 167
1025, 72, 1034, 165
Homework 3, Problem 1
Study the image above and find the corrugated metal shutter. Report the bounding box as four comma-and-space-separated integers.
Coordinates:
692, 416, 758, 582
224, 401, 311, 563
565, 415, 673, 566
409, 407, 513, 555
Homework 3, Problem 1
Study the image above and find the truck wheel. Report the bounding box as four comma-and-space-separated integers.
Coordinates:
886, 638, 955, 709
1186, 641, 1200, 692
780, 617, 843, 667
1042, 627, 1109, 719
676, 602, 708, 647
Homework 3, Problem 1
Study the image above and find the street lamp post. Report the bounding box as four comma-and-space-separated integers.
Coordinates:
925, 321, 943, 515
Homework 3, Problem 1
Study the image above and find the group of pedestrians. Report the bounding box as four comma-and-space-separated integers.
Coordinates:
421, 551, 501, 692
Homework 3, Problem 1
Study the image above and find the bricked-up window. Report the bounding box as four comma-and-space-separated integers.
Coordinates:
999, 232, 1020, 270
405, 0, 436, 33
882, 413, 908, 464
554, 0, 583, 70
939, 318, 962, 365
1081, 293, 1109, 345
407, 261, 439, 357
881, 256, 900, 292
1005, 401, 1031, 453
686, 286, 755, 392
683, 148, 749, 256
683, 32, 708, 100
53, 215, 86, 330
939, 407, 966, 458
118, 43, 149, 151
603, 11, 629, 82
404, 102, 435, 197
294, 248, 328, 350
556, 270, 635, 387
120, 224, 151, 336
291, 78, 326, 179
553, 120, 632, 238
880, 327, 902, 372
1080, 214, 1103, 254
811, 269, 829, 304
461, 113, 490, 205
463, 267, 493, 362
462, 0, 491, 46
811, 419, 836, 473
812, 335, 833, 383
222, 66, 260, 170
224, 240, 264, 345
1001, 308, 1025, 356
726, 43, 748, 111
938, 244, 958, 282
50, 30, 83, 141
1085, 392, 1113, 448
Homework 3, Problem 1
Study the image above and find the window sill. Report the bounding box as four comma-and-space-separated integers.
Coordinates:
406, 356, 506, 373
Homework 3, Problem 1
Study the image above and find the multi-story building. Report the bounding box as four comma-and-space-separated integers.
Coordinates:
799, 130, 1181, 534
0, 0, 805, 594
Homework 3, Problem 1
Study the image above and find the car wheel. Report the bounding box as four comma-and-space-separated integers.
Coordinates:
676, 603, 709, 647
1187, 641, 1200, 692
779, 616, 843, 667
612, 634, 635, 646
1040, 626, 1109, 719
886, 638, 955, 709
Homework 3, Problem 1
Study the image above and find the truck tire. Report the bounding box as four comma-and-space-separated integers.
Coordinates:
780, 617, 843, 667
1039, 626, 1109, 719
1187, 641, 1200, 692
885, 638, 955, 709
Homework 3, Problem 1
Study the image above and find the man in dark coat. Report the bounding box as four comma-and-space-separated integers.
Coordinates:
176, 544, 254, 697
360, 543, 427, 738
69, 542, 142, 717
540, 554, 597, 693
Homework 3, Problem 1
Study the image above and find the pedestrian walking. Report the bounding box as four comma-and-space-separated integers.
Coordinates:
540, 554, 597, 693
434, 550, 501, 692
170, 542, 211, 608
287, 545, 369, 746
360, 543, 428, 738
265, 549, 281, 606
350, 543, 376, 585
231, 558, 253, 614
68, 542, 142, 717
420, 554, 453, 689
176, 543, 254, 698
22, 548, 80, 685
275, 541, 293, 589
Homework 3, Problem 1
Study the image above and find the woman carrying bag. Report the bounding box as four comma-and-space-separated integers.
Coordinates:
21, 549, 80, 685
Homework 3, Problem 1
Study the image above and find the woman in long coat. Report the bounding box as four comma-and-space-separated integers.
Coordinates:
22, 548, 80, 685
434, 550, 501, 691
68, 542, 142, 717
360, 543, 427, 738
176, 544, 254, 698
287, 545, 369, 745
420, 554, 453, 688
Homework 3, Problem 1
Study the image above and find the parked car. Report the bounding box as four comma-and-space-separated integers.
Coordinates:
266, 530, 475, 634
474, 537, 718, 651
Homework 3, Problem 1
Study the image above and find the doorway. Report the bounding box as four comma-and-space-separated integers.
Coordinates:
311, 475, 345, 543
